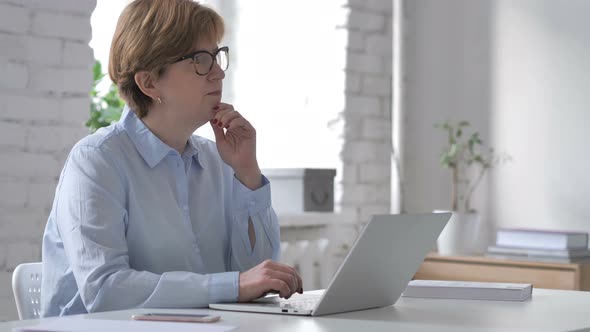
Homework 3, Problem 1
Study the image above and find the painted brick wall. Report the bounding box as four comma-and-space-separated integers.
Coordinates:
341, 0, 393, 225
0, 0, 96, 321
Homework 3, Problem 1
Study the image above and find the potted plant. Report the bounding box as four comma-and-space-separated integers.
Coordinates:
87, 60, 124, 132
434, 121, 509, 255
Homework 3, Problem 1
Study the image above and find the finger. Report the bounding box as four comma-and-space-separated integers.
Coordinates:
267, 261, 301, 283
225, 117, 252, 132
219, 111, 242, 128
267, 279, 291, 299
267, 269, 298, 295
213, 103, 235, 120
210, 120, 225, 142
266, 261, 302, 292
271, 261, 302, 286
216, 102, 235, 111
213, 109, 233, 127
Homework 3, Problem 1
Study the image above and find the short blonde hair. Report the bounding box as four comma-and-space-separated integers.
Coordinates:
109, 0, 224, 118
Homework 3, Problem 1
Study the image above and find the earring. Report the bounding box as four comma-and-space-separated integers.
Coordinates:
156, 97, 162, 104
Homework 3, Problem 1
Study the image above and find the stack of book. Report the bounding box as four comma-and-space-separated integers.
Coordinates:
402, 280, 532, 301
486, 228, 590, 263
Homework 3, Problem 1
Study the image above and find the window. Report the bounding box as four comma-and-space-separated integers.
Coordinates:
91, 0, 347, 171
89, 0, 129, 94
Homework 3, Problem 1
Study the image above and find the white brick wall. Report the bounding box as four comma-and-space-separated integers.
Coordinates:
346, 95, 381, 116
30, 0, 96, 15
0, 122, 27, 150
0, 62, 28, 89
0, 3, 30, 34
341, 0, 393, 225
0, 94, 61, 122
32, 12, 92, 42
0, 0, 96, 321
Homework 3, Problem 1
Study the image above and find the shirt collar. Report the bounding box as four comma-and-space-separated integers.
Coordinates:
120, 106, 203, 169
185, 136, 202, 166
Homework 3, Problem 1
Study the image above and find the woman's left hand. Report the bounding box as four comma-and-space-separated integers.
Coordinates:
210, 103, 262, 190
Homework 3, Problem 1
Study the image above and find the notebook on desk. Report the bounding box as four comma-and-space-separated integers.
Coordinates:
209, 213, 452, 316
402, 280, 533, 301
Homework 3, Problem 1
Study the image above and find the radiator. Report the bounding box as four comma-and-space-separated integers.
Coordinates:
280, 238, 336, 290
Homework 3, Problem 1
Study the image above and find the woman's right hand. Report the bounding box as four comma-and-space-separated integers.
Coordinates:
238, 260, 303, 302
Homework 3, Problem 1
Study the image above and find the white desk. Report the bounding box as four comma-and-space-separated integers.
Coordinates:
2, 289, 590, 332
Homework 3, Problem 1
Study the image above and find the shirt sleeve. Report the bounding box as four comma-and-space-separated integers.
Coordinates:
55, 144, 239, 312
228, 174, 281, 272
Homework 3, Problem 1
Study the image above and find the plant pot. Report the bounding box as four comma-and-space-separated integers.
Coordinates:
434, 210, 484, 256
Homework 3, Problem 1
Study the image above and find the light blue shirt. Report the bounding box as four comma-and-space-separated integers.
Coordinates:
41, 107, 280, 317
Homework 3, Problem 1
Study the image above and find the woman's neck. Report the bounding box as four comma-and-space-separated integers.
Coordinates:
141, 110, 197, 155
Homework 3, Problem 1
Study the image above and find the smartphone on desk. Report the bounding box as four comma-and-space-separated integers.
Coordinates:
131, 312, 221, 323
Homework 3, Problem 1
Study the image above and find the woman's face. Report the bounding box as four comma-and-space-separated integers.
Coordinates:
155, 41, 226, 126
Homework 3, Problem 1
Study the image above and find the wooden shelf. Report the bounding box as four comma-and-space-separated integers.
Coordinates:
414, 253, 590, 291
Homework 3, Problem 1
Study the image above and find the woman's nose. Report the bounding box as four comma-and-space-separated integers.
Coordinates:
208, 63, 225, 81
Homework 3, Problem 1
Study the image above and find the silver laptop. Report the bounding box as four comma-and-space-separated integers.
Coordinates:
209, 212, 451, 316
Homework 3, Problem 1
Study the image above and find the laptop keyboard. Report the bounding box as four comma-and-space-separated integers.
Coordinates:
253, 294, 321, 311
279, 298, 319, 310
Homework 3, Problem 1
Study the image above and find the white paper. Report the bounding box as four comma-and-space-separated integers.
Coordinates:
13, 318, 237, 332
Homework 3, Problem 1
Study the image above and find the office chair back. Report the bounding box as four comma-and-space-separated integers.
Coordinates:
12, 262, 42, 320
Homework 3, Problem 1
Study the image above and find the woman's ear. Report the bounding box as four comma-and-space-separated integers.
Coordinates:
134, 71, 159, 101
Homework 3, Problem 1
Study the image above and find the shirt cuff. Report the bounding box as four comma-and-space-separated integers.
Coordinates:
208, 271, 240, 303
233, 174, 272, 215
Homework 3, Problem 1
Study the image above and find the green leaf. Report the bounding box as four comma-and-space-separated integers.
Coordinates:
440, 153, 455, 168
87, 59, 124, 132
449, 143, 457, 155
468, 139, 474, 154
92, 61, 105, 87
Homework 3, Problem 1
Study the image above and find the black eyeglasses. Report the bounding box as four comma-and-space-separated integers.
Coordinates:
174, 46, 229, 76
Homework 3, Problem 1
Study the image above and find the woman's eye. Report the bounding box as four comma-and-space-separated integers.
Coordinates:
194, 55, 204, 64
